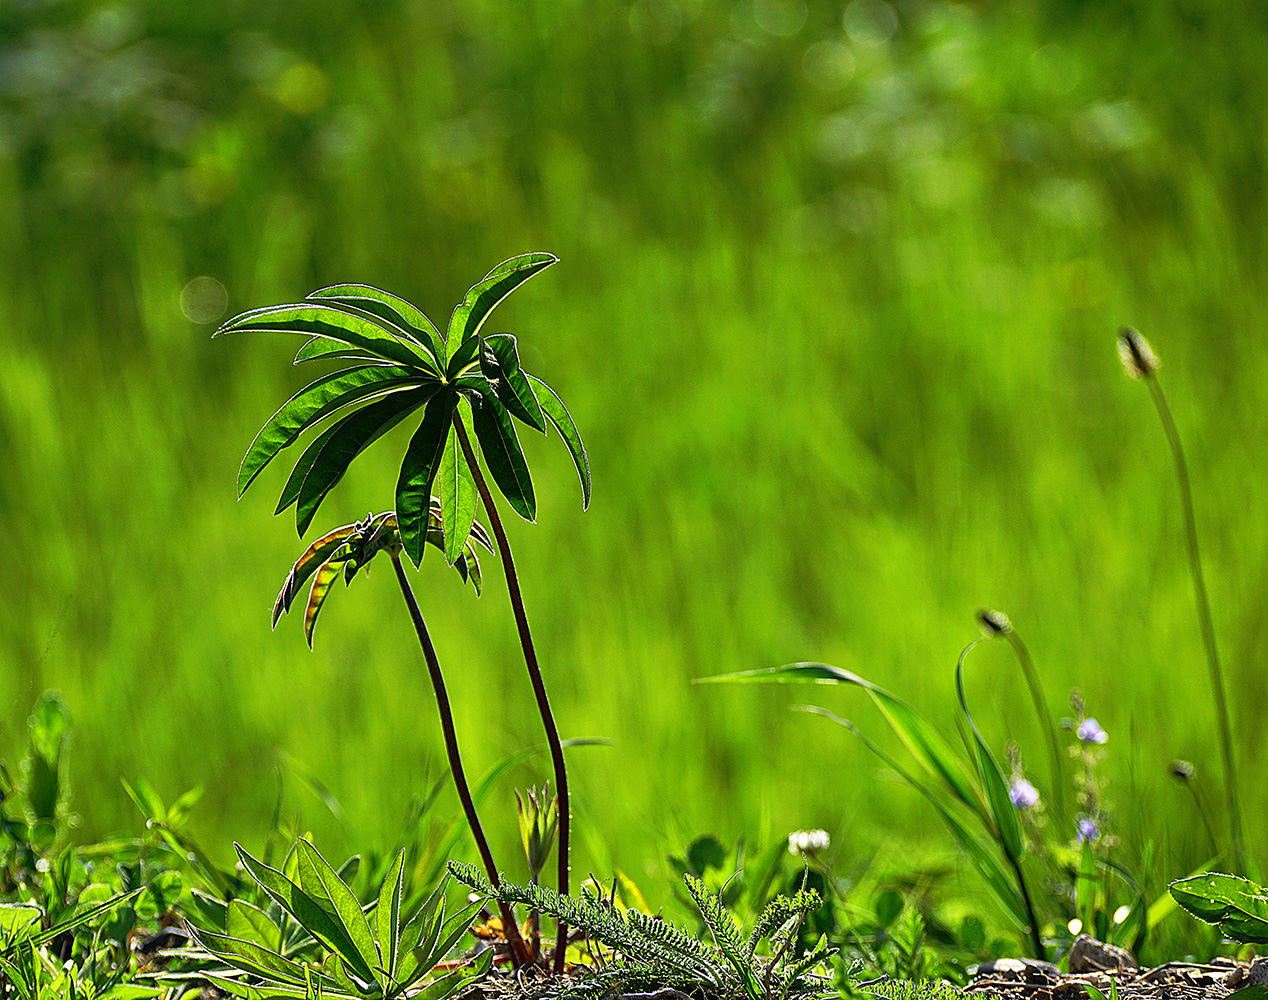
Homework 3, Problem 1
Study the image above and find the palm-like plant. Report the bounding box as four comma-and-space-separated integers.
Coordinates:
271, 502, 531, 967
217, 253, 590, 971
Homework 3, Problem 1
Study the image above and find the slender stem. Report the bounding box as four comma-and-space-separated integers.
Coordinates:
1005, 632, 1066, 828
390, 551, 531, 967
1008, 854, 1046, 962
453, 415, 571, 974
1145, 378, 1244, 873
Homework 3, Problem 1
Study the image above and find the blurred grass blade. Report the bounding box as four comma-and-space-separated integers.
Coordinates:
705, 663, 984, 819
308, 284, 445, 367
481, 335, 545, 431
239, 366, 418, 496
445, 252, 557, 361
472, 391, 536, 521
217, 302, 432, 368
527, 374, 590, 509
294, 389, 431, 535
955, 640, 1024, 861
396, 391, 456, 566
439, 402, 478, 566
798, 705, 1026, 927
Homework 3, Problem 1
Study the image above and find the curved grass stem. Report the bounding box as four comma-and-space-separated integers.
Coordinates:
1004, 632, 1066, 829
1008, 855, 1046, 962
1144, 377, 1244, 873
453, 415, 571, 974
390, 551, 532, 968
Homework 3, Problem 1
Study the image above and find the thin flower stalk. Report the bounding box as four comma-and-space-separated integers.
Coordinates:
1119, 327, 1243, 873
390, 551, 532, 968
453, 415, 571, 973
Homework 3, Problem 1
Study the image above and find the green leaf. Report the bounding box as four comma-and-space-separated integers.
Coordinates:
276, 419, 344, 515
273, 525, 359, 626
445, 335, 482, 380
395, 390, 457, 566
226, 899, 284, 952
955, 640, 1024, 862
121, 777, 167, 824
293, 336, 385, 366
0, 903, 42, 939
304, 555, 347, 649
377, 850, 405, 981
472, 391, 536, 521
445, 252, 557, 361
481, 335, 544, 431
798, 706, 1027, 928
234, 844, 377, 985
411, 948, 492, 1000
701, 663, 984, 819
308, 284, 444, 368
1170, 873, 1268, 943
526, 374, 590, 510
295, 839, 380, 988
439, 402, 478, 565
294, 389, 432, 535
217, 302, 433, 369
187, 926, 309, 986
239, 365, 422, 496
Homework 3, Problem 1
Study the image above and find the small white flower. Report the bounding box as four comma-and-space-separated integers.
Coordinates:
788, 829, 830, 857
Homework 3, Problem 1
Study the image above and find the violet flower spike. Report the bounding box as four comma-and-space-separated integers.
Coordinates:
1076, 816, 1100, 844
1009, 777, 1040, 810
1077, 717, 1108, 744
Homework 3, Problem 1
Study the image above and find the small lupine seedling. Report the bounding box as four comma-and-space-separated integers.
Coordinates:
217, 254, 591, 972
270, 503, 530, 966
1169, 872, 1268, 944
1117, 326, 1244, 873
184, 841, 491, 999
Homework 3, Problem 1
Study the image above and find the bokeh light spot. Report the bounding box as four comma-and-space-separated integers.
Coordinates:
181, 277, 229, 324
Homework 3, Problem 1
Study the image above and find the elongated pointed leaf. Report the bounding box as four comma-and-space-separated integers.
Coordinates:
445, 335, 482, 380
295, 389, 432, 535
217, 302, 434, 368
234, 844, 375, 985
955, 640, 1024, 862
396, 390, 457, 566
472, 391, 535, 521
226, 899, 284, 952
445, 252, 557, 361
439, 401, 478, 565
799, 706, 1027, 928
304, 556, 346, 649
701, 663, 984, 819
411, 948, 492, 1000
295, 840, 380, 987
527, 374, 590, 510
1170, 874, 1268, 943
187, 926, 309, 986
481, 335, 544, 431
274, 528, 355, 626
376, 850, 405, 980
294, 337, 386, 366
240, 366, 420, 496
308, 284, 444, 368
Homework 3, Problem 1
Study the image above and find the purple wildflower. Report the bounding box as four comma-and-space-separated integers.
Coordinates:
1076, 816, 1100, 844
1077, 717, 1107, 744
1009, 777, 1040, 810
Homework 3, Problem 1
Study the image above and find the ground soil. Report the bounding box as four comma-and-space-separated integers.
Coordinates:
965, 957, 1252, 1000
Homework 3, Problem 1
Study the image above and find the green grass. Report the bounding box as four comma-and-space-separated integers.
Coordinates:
2, 0, 1267, 946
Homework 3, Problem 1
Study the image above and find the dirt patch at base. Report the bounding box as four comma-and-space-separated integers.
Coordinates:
966, 957, 1252, 1000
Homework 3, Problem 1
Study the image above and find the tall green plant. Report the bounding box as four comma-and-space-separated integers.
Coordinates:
217, 254, 591, 971
1117, 327, 1243, 872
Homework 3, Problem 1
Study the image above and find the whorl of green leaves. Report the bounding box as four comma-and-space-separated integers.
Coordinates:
186, 842, 490, 1000
216, 254, 590, 567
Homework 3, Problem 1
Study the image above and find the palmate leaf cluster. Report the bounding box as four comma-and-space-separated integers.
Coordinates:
271, 502, 493, 647
448, 862, 836, 1000
216, 253, 590, 567
183, 840, 490, 1000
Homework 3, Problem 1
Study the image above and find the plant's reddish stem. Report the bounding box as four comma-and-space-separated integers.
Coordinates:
390, 551, 531, 968
453, 415, 570, 975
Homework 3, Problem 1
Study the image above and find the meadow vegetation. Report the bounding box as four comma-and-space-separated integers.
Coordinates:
2, 0, 1267, 992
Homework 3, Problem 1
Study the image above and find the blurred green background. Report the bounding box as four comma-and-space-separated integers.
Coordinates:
2, 0, 1266, 910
